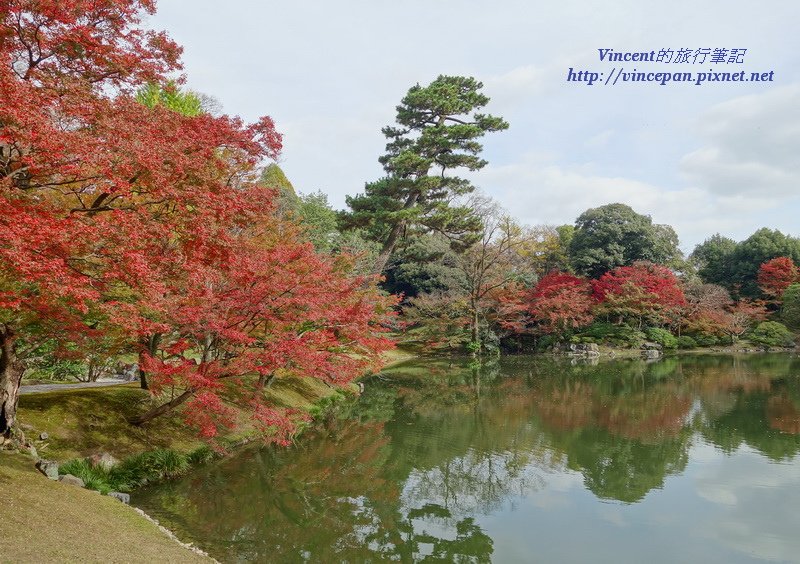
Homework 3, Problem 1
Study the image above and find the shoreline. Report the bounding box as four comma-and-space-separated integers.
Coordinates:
4, 348, 418, 561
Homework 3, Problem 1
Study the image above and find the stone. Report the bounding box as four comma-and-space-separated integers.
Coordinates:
89, 452, 120, 470
28, 445, 38, 459
568, 343, 600, 357
59, 474, 85, 488
641, 349, 662, 359
35, 459, 59, 480
39, 432, 49, 441
19, 423, 34, 432
108, 491, 130, 504
641, 342, 663, 351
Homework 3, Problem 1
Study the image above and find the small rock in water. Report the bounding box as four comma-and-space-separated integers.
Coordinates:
39, 432, 49, 441
108, 491, 130, 504
58, 474, 85, 488
35, 459, 59, 480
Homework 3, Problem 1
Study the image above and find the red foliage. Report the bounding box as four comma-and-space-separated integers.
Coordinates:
488, 282, 531, 335
0, 0, 394, 441
527, 271, 594, 334
758, 257, 798, 300
592, 262, 685, 323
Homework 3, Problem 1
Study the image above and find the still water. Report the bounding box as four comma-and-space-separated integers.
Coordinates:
135, 354, 800, 563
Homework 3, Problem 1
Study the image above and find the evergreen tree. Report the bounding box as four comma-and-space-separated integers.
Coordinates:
341, 75, 508, 276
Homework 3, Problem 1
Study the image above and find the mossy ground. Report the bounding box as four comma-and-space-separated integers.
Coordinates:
0, 451, 210, 563
17, 375, 356, 461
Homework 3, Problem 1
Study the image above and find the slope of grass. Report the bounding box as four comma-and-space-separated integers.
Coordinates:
17, 375, 360, 462
0, 450, 210, 563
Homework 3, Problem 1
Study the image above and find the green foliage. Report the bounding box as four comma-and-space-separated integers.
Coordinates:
536, 334, 558, 352
136, 81, 203, 117
690, 332, 720, 347
297, 191, 339, 252
731, 229, 800, 298
403, 291, 471, 351
691, 234, 737, 287
23, 339, 85, 382
341, 75, 508, 273
185, 445, 217, 465
569, 203, 682, 278
693, 229, 800, 298
307, 390, 349, 420
574, 322, 645, 348
644, 327, 678, 349
59, 458, 110, 492
676, 335, 698, 349
747, 321, 795, 348
60, 448, 199, 494
781, 284, 800, 329
384, 233, 465, 297
260, 164, 299, 217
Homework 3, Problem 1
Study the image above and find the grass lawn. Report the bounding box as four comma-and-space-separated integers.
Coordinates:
17, 374, 353, 461
0, 450, 210, 563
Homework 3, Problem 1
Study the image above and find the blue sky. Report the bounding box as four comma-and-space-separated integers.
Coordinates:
147, 0, 800, 251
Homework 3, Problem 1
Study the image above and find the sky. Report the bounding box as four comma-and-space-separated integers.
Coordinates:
147, 1, 800, 252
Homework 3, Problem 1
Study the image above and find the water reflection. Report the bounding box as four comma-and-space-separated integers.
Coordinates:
135, 354, 800, 563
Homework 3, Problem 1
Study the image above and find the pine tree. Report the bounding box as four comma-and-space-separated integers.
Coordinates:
341, 75, 508, 276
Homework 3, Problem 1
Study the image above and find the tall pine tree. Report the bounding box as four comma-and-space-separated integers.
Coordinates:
341, 75, 508, 276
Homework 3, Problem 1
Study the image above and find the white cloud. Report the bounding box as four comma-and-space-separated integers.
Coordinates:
475, 155, 729, 250
681, 84, 800, 198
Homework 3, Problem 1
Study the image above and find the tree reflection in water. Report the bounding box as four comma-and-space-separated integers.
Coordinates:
135, 353, 800, 562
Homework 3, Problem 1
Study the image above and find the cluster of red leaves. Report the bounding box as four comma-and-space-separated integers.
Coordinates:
527, 272, 594, 334
758, 257, 799, 300
512, 263, 685, 336
591, 262, 686, 310
0, 0, 394, 440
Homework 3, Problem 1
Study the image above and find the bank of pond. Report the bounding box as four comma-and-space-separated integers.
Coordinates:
128, 353, 800, 563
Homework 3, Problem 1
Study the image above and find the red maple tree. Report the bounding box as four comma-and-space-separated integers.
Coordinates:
527, 271, 594, 335
757, 257, 798, 301
0, 0, 393, 440
0, 0, 184, 434
592, 262, 685, 326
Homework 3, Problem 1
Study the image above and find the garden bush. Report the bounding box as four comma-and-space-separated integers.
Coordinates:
747, 321, 795, 348
574, 322, 645, 348
644, 327, 678, 349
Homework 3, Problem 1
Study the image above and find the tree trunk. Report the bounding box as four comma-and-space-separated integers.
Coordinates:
87, 359, 98, 382
0, 326, 24, 437
129, 388, 195, 426
370, 192, 420, 277
470, 299, 481, 357
257, 372, 274, 392
138, 333, 162, 390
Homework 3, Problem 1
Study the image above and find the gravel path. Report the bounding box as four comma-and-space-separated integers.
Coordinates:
20, 379, 134, 395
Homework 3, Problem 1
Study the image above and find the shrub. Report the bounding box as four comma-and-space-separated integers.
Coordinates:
782, 283, 800, 329
645, 327, 678, 349
59, 458, 112, 493
536, 334, 558, 352
186, 445, 217, 465
676, 336, 698, 349
574, 322, 645, 348
689, 332, 720, 347
61, 448, 195, 493
747, 321, 796, 348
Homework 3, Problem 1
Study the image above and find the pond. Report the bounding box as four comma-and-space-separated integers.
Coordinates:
134, 354, 800, 563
